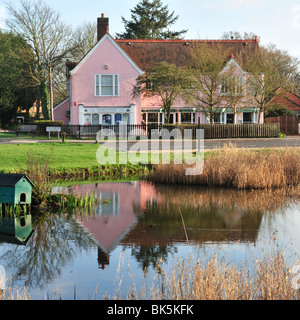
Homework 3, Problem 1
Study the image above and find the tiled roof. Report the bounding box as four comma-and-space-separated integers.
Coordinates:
115, 38, 259, 70
268, 87, 300, 111
65, 37, 259, 73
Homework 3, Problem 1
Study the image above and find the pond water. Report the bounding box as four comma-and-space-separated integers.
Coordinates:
0, 180, 300, 300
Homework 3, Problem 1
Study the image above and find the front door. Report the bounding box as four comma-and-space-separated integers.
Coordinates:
92, 114, 99, 125
102, 114, 112, 125
226, 114, 234, 124
115, 114, 122, 125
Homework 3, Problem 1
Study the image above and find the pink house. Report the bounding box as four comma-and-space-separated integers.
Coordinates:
54, 14, 262, 126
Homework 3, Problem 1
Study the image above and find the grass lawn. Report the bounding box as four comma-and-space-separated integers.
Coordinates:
0, 142, 202, 173
0, 132, 64, 140
0, 143, 103, 173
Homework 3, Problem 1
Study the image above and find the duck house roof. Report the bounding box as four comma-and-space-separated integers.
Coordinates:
0, 174, 35, 187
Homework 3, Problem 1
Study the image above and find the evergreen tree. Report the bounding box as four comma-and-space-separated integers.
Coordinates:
116, 0, 187, 39
0, 31, 37, 127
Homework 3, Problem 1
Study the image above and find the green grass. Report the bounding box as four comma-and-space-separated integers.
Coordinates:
0, 132, 64, 140
0, 143, 159, 179
0, 141, 289, 174
0, 143, 103, 173
0, 142, 200, 173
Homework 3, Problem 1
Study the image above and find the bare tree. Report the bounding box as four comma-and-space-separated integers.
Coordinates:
236, 45, 297, 123
221, 31, 258, 41
132, 61, 192, 124
186, 43, 233, 124
6, 0, 76, 120
70, 22, 98, 62
219, 60, 250, 124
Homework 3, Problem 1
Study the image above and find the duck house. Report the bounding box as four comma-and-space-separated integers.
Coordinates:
0, 174, 35, 207
0, 214, 34, 245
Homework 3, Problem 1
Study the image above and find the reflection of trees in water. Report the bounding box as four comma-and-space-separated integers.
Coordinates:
152, 184, 296, 214
0, 214, 96, 289
126, 184, 300, 269
130, 245, 178, 271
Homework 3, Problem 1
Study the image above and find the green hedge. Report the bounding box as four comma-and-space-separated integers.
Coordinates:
27, 120, 64, 135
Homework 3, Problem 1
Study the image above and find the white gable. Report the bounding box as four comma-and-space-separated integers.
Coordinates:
220, 58, 247, 76
70, 34, 143, 76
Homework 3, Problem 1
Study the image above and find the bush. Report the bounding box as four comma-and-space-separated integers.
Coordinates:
265, 104, 294, 118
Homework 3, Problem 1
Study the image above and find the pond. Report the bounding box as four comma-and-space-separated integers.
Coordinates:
0, 180, 300, 300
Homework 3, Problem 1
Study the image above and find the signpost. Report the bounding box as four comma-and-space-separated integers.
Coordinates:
46, 127, 61, 139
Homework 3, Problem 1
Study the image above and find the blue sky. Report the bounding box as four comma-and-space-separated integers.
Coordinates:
0, 0, 300, 59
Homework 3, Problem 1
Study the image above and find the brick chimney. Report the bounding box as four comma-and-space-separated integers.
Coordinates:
97, 13, 109, 41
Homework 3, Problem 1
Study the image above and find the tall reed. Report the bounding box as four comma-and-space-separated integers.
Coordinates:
0, 282, 30, 300
148, 147, 300, 190
125, 249, 300, 300
25, 153, 50, 206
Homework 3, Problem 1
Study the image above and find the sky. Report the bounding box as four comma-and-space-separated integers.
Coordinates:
0, 0, 300, 59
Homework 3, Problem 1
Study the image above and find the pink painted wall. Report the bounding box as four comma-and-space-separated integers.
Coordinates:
70, 181, 142, 252
141, 58, 262, 124
70, 36, 142, 125
53, 98, 70, 124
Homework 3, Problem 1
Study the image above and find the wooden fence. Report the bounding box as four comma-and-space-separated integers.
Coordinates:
198, 123, 280, 139
264, 115, 299, 135
51, 123, 280, 139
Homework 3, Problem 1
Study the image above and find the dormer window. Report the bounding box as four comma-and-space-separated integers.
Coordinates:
95, 74, 119, 96
220, 76, 244, 96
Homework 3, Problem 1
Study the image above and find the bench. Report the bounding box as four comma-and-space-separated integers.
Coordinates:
16, 125, 38, 137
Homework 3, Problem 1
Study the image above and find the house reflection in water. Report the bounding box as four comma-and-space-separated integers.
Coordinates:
53, 181, 266, 269
53, 181, 155, 269
122, 184, 265, 246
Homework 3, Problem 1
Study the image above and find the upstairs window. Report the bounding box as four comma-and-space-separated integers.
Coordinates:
220, 76, 244, 96
95, 74, 119, 96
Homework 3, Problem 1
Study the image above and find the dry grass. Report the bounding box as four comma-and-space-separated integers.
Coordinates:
149, 147, 300, 190
0, 285, 30, 300
1, 249, 299, 300
127, 249, 300, 300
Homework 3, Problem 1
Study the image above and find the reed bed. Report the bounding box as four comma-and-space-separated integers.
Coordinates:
0, 203, 29, 217
0, 284, 30, 300
1, 247, 299, 300
148, 147, 300, 190
123, 249, 300, 300
49, 191, 98, 216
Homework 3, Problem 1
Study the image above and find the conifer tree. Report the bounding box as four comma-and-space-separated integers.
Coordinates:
116, 0, 187, 39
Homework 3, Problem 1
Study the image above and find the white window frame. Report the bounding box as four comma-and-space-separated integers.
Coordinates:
95, 74, 119, 97
180, 112, 196, 124
220, 76, 245, 96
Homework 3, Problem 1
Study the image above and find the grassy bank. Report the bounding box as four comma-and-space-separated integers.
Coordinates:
2, 143, 300, 190
0, 143, 100, 173
0, 143, 150, 179
149, 147, 300, 190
